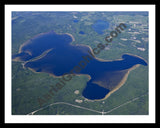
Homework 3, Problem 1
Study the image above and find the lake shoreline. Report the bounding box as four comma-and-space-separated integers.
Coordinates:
12, 31, 148, 102
91, 64, 140, 101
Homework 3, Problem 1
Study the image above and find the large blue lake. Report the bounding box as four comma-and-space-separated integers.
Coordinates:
92, 20, 109, 34
12, 31, 147, 100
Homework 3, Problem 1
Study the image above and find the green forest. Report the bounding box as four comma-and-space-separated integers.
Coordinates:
12, 11, 148, 115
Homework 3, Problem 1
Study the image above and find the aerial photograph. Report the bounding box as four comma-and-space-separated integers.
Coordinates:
12, 11, 148, 115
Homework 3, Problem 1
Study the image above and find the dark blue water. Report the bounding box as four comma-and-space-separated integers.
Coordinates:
73, 19, 79, 23
92, 20, 109, 34
12, 31, 147, 100
82, 81, 110, 100
79, 31, 85, 35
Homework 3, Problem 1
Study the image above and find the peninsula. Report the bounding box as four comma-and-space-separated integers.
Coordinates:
12, 31, 148, 100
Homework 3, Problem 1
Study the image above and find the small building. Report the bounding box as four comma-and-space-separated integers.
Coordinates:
137, 47, 145, 51
120, 38, 128, 41
75, 99, 83, 103
74, 90, 80, 95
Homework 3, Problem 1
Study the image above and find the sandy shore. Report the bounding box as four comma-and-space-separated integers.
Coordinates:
93, 64, 140, 101
13, 31, 147, 102
65, 33, 75, 42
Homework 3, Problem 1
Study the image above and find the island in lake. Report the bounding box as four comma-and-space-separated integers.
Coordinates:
12, 31, 148, 100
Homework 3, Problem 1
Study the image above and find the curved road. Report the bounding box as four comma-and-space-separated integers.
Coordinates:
27, 93, 148, 115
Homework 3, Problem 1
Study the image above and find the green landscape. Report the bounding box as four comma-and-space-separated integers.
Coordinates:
12, 11, 148, 115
